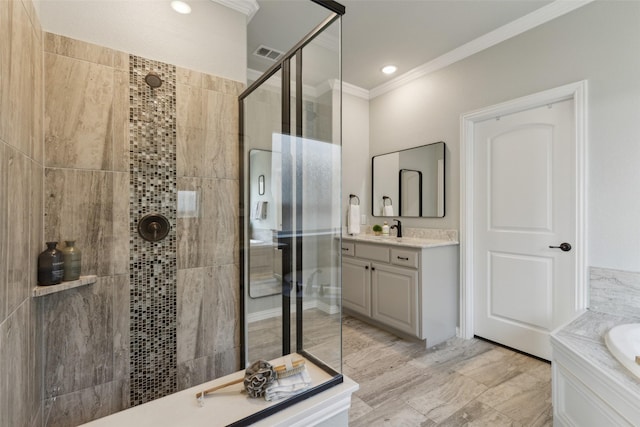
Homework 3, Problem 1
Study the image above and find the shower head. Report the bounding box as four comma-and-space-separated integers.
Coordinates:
145, 71, 163, 89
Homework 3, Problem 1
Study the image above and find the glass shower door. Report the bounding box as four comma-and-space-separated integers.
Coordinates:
240, 8, 342, 378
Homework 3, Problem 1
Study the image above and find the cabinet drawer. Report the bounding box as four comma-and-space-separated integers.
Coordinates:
341, 242, 355, 257
391, 248, 418, 269
356, 243, 390, 263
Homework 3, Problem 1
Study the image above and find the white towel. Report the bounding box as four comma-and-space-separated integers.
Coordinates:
383, 204, 394, 216
253, 201, 268, 220
260, 201, 268, 219
264, 369, 312, 402
347, 203, 360, 235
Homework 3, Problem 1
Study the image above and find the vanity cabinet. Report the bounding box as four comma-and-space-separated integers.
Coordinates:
371, 263, 419, 336
341, 238, 458, 347
342, 257, 371, 317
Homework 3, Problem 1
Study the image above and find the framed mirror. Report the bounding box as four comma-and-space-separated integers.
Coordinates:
372, 141, 445, 218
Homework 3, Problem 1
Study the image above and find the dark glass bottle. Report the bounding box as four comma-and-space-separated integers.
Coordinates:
62, 240, 81, 281
37, 242, 64, 286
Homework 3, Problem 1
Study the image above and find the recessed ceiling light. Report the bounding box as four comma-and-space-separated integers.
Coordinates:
381, 65, 397, 75
171, 0, 191, 14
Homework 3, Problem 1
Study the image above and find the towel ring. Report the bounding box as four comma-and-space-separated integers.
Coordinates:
349, 194, 360, 205
383, 196, 392, 206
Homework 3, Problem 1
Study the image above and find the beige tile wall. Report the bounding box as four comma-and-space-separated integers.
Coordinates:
175, 66, 242, 391
0, 1, 44, 427
41, 32, 130, 426
40, 32, 243, 424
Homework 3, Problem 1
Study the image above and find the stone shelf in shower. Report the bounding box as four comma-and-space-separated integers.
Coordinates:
32, 275, 98, 298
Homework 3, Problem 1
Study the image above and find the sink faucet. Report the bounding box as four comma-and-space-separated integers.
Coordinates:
391, 219, 402, 238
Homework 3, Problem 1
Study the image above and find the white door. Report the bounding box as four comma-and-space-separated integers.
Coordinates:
473, 99, 575, 360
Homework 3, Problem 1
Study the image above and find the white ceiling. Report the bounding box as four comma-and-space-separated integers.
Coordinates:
247, 0, 558, 92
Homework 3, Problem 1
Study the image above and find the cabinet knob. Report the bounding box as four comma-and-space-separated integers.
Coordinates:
371, 267, 376, 271
365, 265, 369, 270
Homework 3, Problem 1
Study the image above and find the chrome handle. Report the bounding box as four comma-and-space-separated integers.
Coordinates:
549, 242, 572, 252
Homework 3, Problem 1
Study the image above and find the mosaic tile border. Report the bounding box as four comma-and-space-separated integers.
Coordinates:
129, 55, 178, 406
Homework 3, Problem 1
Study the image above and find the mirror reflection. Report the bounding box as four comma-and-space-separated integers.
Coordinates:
372, 142, 446, 218
248, 149, 282, 298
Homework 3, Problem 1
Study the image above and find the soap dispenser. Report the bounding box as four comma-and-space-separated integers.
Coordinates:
382, 221, 390, 236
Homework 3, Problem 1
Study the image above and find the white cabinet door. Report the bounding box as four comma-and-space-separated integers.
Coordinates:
342, 258, 371, 316
371, 263, 418, 336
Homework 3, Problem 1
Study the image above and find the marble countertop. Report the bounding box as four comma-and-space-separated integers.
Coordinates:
342, 234, 459, 249
551, 310, 640, 399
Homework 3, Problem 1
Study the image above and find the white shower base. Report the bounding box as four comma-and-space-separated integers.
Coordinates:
81, 354, 358, 427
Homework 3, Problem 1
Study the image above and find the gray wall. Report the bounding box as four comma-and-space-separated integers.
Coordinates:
367, 1, 640, 271
341, 91, 370, 221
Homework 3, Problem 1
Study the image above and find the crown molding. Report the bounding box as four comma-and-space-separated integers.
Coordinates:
248, 69, 369, 100
210, 0, 259, 21
369, 0, 594, 99
342, 81, 370, 100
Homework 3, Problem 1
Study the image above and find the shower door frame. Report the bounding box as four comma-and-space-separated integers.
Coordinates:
237, 1, 345, 424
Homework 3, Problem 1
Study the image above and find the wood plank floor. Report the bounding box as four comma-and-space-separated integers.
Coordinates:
343, 315, 552, 426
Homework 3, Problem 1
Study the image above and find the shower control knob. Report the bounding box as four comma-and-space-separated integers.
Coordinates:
138, 213, 170, 242
549, 242, 572, 252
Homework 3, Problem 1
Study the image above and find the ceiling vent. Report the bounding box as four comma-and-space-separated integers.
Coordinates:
253, 45, 284, 62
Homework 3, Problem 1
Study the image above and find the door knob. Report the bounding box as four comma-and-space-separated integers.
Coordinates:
549, 242, 572, 252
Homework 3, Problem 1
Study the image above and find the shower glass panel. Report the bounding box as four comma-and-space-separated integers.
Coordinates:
239, 1, 343, 421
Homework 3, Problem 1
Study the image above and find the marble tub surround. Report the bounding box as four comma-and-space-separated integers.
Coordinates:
551, 311, 640, 423
589, 267, 640, 318
0, 1, 45, 426
550, 267, 640, 424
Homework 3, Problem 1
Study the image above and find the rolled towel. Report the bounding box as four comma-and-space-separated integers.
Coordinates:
264, 369, 312, 402
347, 203, 360, 235
383, 204, 394, 216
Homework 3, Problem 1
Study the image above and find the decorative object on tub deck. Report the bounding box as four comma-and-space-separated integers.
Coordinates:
347, 194, 361, 235
195, 357, 307, 405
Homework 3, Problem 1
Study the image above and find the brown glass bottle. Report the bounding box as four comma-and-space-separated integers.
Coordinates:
37, 242, 64, 286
